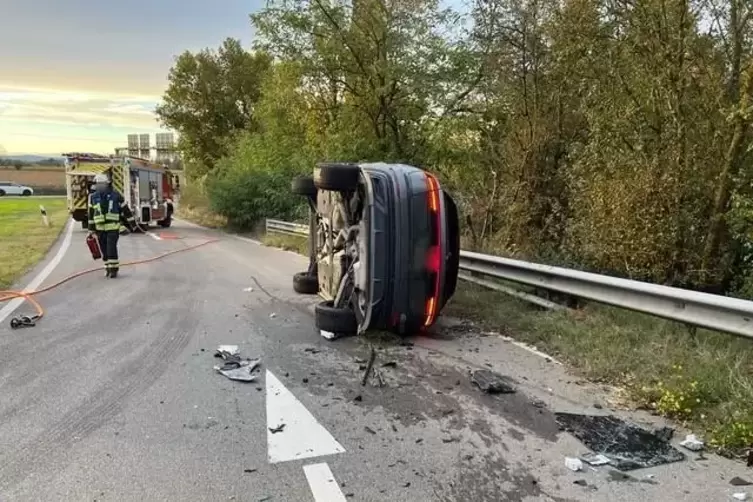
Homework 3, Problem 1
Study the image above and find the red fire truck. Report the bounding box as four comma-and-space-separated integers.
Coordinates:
64, 153, 176, 230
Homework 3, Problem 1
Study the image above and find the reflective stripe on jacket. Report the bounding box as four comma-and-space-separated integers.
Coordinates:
88, 190, 127, 232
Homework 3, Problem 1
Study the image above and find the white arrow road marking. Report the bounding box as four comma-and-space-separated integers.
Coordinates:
266, 370, 345, 464
303, 463, 348, 502
0, 219, 73, 324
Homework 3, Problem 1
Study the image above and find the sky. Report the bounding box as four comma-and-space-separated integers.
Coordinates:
0, 0, 263, 155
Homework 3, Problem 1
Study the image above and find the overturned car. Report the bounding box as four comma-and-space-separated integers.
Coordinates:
291, 162, 460, 337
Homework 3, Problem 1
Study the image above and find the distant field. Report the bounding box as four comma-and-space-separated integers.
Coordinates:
0, 165, 65, 190
0, 196, 68, 289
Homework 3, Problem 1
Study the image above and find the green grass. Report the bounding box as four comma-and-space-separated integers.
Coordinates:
0, 196, 68, 289
174, 184, 227, 228
446, 282, 753, 455
261, 233, 308, 255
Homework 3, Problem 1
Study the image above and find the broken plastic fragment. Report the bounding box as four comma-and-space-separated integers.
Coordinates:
214, 359, 261, 382
679, 434, 704, 452
216, 345, 240, 357
733, 493, 748, 501
320, 330, 336, 340
471, 369, 516, 394
565, 457, 583, 471
243, 287, 254, 292
581, 452, 611, 466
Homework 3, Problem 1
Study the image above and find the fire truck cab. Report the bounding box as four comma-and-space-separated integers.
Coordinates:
64, 153, 176, 230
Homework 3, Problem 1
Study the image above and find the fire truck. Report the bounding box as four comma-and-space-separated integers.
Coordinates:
63, 153, 176, 230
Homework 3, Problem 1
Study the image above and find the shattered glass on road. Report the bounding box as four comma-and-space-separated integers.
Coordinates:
555, 412, 686, 471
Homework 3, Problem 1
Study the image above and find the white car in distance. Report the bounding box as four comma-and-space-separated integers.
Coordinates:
0, 182, 34, 196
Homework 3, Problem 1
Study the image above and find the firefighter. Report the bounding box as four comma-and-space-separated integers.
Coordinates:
87, 173, 131, 278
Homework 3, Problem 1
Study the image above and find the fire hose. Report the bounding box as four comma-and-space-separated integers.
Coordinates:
0, 238, 219, 329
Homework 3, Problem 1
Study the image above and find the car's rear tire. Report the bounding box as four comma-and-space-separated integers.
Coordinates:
22, 190, 31, 196
292, 176, 317, 197
293, 272, 318, 294
314, 163, 360, 192
315, 300, 357, 334
0, 190, 5, 196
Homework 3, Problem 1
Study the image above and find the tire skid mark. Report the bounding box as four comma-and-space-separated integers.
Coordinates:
0, 275, 201, 491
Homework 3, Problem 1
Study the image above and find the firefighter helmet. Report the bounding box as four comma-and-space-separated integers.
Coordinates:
93, 173, 110, 184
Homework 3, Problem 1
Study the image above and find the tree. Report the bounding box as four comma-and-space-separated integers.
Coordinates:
155, 39, 272, 175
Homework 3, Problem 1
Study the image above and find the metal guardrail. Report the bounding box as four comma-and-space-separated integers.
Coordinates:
265, 218, 753, 338
266, 219, 310, 237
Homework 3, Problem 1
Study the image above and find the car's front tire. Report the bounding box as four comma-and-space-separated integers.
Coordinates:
293, 272, 318, 294
314, 163, 360, 192
315, 300, 357, 334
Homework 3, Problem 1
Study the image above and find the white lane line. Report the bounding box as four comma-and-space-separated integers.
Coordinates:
0, 218, 74, 324
147, 231, 162, 241
303, 463, 348, 502
266, 370, 345, 464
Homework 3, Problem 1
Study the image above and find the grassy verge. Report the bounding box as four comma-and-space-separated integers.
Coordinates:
262, 233, 308, 255
0, 196, 68, 289
446, 282, 753, 455
175, 184, 227, 228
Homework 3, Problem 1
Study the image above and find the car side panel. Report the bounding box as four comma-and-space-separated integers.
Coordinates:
360, 169, 393, 329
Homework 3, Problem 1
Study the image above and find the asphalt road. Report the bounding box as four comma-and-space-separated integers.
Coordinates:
0, 219, 750, 502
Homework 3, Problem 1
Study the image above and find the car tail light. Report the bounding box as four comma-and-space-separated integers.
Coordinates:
424, 173, 442, 327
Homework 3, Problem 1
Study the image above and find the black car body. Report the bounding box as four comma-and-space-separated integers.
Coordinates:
291, 162, 460, 337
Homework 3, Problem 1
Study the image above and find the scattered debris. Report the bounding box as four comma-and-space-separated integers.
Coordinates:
402, 482, 411, 488
555, 412, 686, 471
442, 437, 459, 443
747, 450, 752, 467
654, 426, 674, 443
581, 452, 611, 466
213, 346, 261, 382
243, 287, 254, 292
364, 426, 377, 435
320, 330, 336, 340
269, 313, 277, 318
733, 493, 748, 501
573, 479, 588, 486
565, 457, 584, 472
679, 434, 704, 452
471, 369, 516, 394
731, 477, 753, 487
304, 347, 321, 354
361, 348, 377, 386
244, 468, 257, 474
354, 395, 363, 402
415, 439, 423, 444
381, 361, 397, 368
215, 345, 240, 358
269, 424, 286, 434
593, 403, 603, 409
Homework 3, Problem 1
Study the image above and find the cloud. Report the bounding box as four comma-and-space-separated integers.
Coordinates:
0, 85, 162, 131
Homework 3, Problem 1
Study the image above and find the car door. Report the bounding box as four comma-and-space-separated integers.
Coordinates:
0, 182, 13, 195
7, 183, 22, 195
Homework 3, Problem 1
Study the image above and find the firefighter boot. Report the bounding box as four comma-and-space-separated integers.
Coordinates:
105, 268, 112, 278
110, 268, 119, 279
